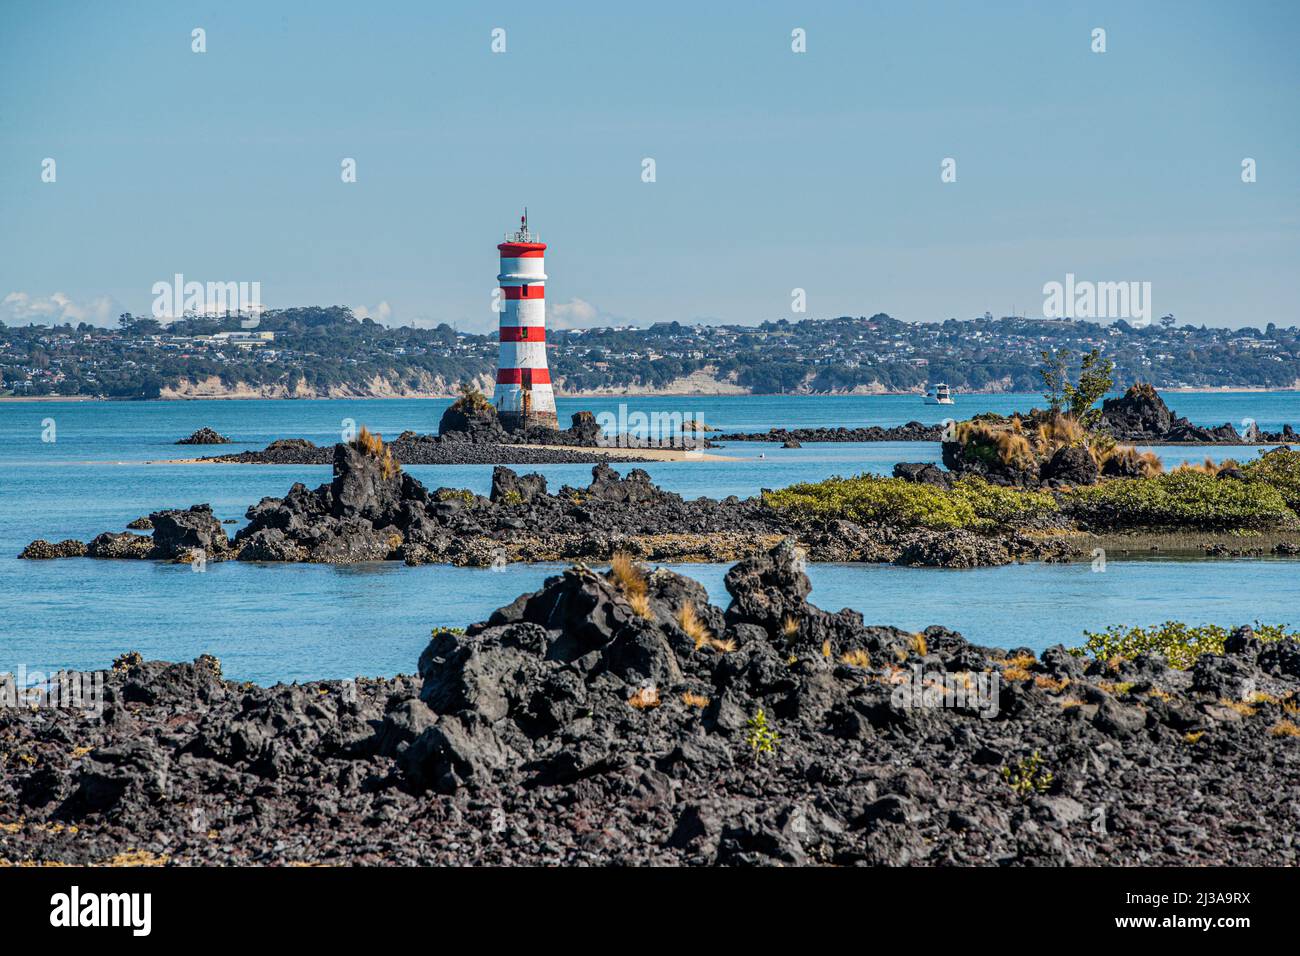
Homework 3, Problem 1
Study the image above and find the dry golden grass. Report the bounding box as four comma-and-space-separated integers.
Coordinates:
386, 532, 404, 552
1249, 691, 1283, 706
1284, 697, 1300, 716
908, 632, 928, 656
708, 637, 737, 653
1033, 675, 1070, 693
610, 552, 653, 619
840, 648, 872, 668
352, 426, 400, 479
1220, 698, 1258, 717
1146, 686, 1173, 702
1098, 680, 1136, 696
69, 746, 92, 759
1035, 413, 1085, 453
1174, 456, 1223, 477
821, 640, 831, 659
995, 431, 1035, 468
1095, 444, 1164, 476
627, 590, 653, 620
681, 691, 709, 709
781, 614, 799, 638
628, 686, 661, 710
1184, 731, 1205, 744
102, 850, 168, 867
610, 552, 647, 594
1059, 698, 1084, 710
999, 651, 1034, 680
676, 601, 711, 650
1269, 720, 1300, 738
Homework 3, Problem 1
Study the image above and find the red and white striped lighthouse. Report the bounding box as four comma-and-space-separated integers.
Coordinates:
495, 209, 557, 431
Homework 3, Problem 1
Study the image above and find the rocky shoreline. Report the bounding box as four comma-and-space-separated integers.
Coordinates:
714, 422, 942, 443
20, 424, 1300, 568
20, 432, 1085, 568
195, 435, 653, 467
4, 541, 1299, 866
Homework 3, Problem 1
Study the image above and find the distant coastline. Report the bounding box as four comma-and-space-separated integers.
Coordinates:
4, 385, 1299, 402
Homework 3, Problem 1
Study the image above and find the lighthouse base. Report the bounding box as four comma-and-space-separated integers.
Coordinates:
499, 409, 559, 433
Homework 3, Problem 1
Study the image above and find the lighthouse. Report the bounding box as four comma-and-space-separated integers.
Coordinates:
495, 209, 558, 431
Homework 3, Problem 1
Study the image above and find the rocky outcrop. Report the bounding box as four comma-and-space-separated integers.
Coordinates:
18, 539, 87, 559
893, 461, 953, 489
716, 422, 942, 443
1039, 446, 1098, 486
18, 444, 1087, 569
202, 426, 650, 466
149, 504, 230, 559
438, 398, 506, 442
1101, 384, 1294, 443
176, 427, 231, 445
5, 542, 1300, 865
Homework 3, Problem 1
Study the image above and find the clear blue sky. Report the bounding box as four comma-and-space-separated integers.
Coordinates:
1, 0, 1296, 331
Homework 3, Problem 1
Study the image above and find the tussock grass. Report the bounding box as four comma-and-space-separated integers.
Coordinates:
1269, 720, 1300, 738
627, 590, 653, 620
999, 652, 1035, 682
352, 426, 401, 479
628, 686, 661, 710
681, 691, 709, 709
840, 648, 872, 668
609, 552, 647, 595
1220, 698, 1258, 717
676, 601, 711, 649
610, 552, 653, 619
1034, 675, 1070, 693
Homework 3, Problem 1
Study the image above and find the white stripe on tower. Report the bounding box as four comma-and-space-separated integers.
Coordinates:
495, 209, 558, 430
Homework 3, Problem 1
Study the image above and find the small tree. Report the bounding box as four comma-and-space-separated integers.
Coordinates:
1159, 313, 1176, 330
1039, 348, 1071, 414
1068, 348, 1115, 431
1039, 347, 1114, 431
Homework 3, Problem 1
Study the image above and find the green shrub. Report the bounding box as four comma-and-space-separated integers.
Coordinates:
746, 708, 780, 758
1063, 470, 1293, 531
1072, 620, 1295, 670
1242, 447, 1300, 512
762, 474, 1056, 531
435, 488, 476, 504
1001, 751, 1054, 796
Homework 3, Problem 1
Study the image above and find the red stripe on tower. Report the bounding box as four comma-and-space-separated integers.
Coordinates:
496, 367, 552, 385
499, 326, 544, 342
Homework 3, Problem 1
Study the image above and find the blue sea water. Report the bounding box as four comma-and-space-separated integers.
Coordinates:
2, 392, 1297, 684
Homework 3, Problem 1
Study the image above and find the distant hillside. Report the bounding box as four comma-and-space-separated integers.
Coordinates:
3, 307, 1298, 398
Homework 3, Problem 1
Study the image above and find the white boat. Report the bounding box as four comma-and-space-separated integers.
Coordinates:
924, 383, 954, 405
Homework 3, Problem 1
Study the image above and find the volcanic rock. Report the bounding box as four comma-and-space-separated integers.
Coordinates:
18, 539, 87, 559
149, 504, 230, 559
176, 427, 231, 445
1039, 446, 1099, 486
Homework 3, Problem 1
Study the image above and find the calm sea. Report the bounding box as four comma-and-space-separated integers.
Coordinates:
2, 392, 1297, 683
